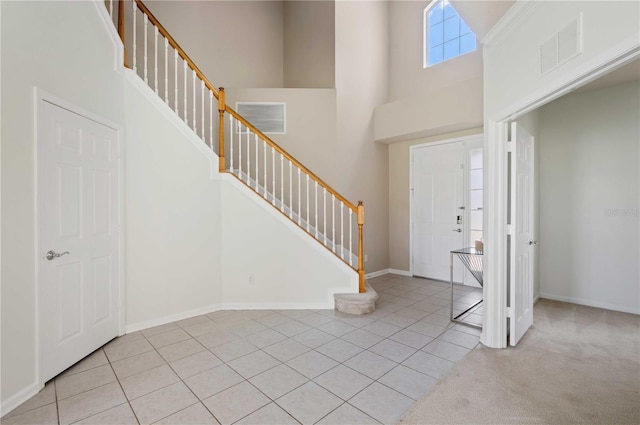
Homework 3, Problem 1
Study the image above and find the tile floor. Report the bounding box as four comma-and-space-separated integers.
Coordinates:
2, 274, 482, 425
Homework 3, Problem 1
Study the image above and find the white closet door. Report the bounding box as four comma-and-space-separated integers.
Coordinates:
39, 100, 121, 381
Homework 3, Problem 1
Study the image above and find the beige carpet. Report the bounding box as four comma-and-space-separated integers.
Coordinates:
398, 299, 640, 424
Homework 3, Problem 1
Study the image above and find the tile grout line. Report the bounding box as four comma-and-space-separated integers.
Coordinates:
16, 275, 480, 425
142, 329, 224, 425
104, 347, 142, 425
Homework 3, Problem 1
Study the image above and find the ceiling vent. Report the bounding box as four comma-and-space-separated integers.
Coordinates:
236, 102, 286, 134
540, 15, 582, 75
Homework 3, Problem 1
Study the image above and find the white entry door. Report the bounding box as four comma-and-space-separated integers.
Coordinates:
412, 143, 464, 281
509, 122, 535, 346
38, 100, 121, 382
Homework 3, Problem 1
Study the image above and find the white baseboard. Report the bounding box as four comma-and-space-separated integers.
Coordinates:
533, 293, 541, 304
1, 382, 42, 418
539, 292, 640, 315
125, 300, 339, 334
365, 269, 391, 279
388, 268, 412, 277
220, 302, 333, 310
126, 304, 223, 334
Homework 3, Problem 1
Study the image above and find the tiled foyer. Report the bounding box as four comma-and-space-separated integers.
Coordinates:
2, 274, 483, 425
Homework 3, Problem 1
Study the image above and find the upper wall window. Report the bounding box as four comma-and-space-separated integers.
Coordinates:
424, 0, 477, 67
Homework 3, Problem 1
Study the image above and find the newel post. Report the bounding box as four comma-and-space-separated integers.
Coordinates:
118, 0, 128, 68
357, 201, 365, 293
218, 87, 226, 172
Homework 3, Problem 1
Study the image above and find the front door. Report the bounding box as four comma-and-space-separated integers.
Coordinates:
412, 143, 465, 282
38, 100, 121, 381
509, 121, 535, 346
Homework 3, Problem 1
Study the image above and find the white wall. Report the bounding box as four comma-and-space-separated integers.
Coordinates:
484, 1, 640, 119
1, 1, 357, 413
538, 81, 639, 314
335, 1, 390, 274
1, 0, 125, 410
220, 178, 356, 307
143, 1, 285, 88
283, 1, 335, 89
122, 77, 223, 329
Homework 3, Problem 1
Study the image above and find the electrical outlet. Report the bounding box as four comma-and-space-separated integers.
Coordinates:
364, 255, 368, 263
248, 274, 255, 285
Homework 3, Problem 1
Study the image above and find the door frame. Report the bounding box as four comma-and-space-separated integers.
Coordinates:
482, 48, 639, 348
409, 134, 483, 279
34, 88, 125, 387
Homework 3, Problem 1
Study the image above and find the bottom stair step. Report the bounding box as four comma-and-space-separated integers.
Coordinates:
334, 281, 378, 315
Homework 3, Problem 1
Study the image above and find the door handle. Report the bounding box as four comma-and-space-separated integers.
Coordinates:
528, 240, 538, 245
46, 250, 70, 261
452, 228, 462, 233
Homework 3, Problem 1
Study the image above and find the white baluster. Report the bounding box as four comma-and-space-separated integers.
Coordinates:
297, 169, 301, 225
246, 128, 250, 184
280, 155, 284, 212
201, 80, 205, 140
315, 181, 318, 238
271, 147, 276, 206
164, 38, 168, 104
209, 91, 213, 148
109, 0, 113, 19
238, 124, 242, 178
306, 175, 310, 231
263, 141, 267, 198
154, 26, 158, 94
229, 115, 234, 173
254, 134, 259, 190
323, 188, 327, 245
132, 2, 137, 73
349, 209, 353, 266
332, 195, 336, 253
143, 14, 148, 84
341, 203, 344, 260
183, 60, 187, 122
192, 70, 196, 131
173, 50, 178, 113
289, 162, 292, 219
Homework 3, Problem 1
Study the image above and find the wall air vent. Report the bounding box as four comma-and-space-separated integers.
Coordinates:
539, 15, 582, 75
236, 102, 286, 134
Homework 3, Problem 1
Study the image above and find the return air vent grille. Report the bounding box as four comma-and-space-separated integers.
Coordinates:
236, 102, 286, 134
540, 15, 582, 75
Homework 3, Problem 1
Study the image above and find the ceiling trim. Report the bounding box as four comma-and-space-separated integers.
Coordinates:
482, 0, 542, 47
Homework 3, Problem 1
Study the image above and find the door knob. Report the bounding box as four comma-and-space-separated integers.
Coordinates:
452, 228, 462, 233
528, 240, 538, 245
46, 250, 70, 261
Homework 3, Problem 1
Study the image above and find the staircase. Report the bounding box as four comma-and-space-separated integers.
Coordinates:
105, 0, 374, 310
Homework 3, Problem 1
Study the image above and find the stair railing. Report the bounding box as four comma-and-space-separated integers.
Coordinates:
107, 0, 366, 292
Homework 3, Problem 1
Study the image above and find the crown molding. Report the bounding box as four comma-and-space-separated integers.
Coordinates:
482, 0, 543, 47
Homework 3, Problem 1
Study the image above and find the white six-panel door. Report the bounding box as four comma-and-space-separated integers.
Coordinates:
509, 122, 535, 346
38, 100, 121, 382
412, 143, 464, 282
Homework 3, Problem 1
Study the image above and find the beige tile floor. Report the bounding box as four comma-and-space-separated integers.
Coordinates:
2, 274, 482, 425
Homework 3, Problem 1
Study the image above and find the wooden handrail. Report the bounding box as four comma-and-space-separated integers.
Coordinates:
132, 0, 219, 99
226, 106, 357, 212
